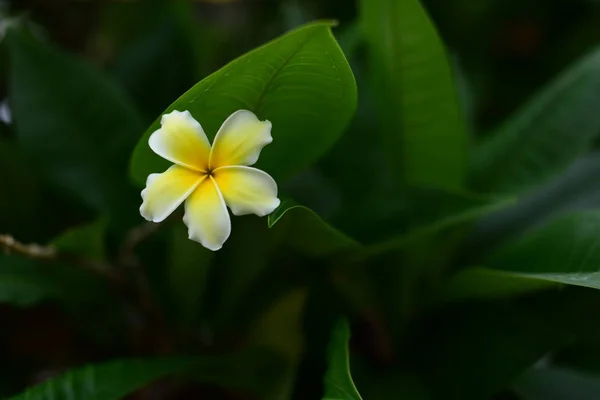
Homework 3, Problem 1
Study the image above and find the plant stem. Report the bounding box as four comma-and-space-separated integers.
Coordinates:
0, 233, 123, 284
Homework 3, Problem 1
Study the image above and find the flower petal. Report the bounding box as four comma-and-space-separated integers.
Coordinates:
149, 110, 211, 171
213, 166, 280, 217
140, 165, 205, 223
209, 110, 272, 168
183, 176, 231, 251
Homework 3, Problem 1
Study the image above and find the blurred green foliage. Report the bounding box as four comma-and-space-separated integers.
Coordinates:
1, 0, 600, 399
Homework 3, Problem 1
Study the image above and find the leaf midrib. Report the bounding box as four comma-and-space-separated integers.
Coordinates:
253, 34, 313, 114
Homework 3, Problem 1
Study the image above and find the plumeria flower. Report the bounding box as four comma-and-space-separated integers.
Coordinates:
140, 110, 280, 251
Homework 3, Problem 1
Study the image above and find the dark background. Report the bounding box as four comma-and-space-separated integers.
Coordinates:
1, 0, 600, 399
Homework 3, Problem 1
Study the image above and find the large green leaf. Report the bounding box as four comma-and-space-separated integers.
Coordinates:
485, 212, 600, 282
443, 267, 556, 302
9, 348, 290, 400
360, 0, 468, 189
130, 21, 357, 185
471, 45, 600, 194
322, 319, 363, 400
408, 288, 600, 400
6, 28, 143, 219
450, 212, 600, 302
7, 358, 195, 400
470, 153, 600, 255
364, 188, 514, 254
339, 190, 513, 342
269, 199, 359, 257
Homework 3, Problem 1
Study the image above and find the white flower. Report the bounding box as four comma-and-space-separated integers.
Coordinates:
140, 110, 280, 251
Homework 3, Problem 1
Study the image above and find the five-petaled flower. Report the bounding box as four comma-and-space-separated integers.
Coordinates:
140, 109, 280, 251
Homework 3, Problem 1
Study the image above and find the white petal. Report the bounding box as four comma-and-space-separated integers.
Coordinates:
209, 110, 272, 168
212, 166, 280, 217
149, 110, 211, 171
140, 165, 205, 223
183, 176, 231, 251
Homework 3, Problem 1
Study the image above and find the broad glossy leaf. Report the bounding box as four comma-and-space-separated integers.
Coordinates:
269, 199, 359, 257
364, 188, 514, 254
486, 212, 600, 280
457, 212, 600, 301
130, 21, 357, 185
471, 45, 600, 194
470, 153, 600, 254
318, 49, 388, 241
342, 190, 513, 341
8, 358, 195, 400
360, 0, 468, 189
9, 349, 290, 400
7, 29, 143, 218
323, 319, 363, 400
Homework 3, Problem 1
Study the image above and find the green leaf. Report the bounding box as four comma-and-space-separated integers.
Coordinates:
52, 218, 108, 261
0, 139, 40, 238
268, 199, 359, 257
443, 267, 557, 302
515, 367, 600, 400
365, 188, 514, 254
0, 255, 59, 307
323, 319, 363, 400
0, 222, 112, 309
0, 246, 114, 309
130, 21, 357, 185
485, 212, 600, 285
111, 1, 196, 122
168, 224, 213, 326
408, 288, 600, 400
8, 348, 290, 400
470, 152, 600, 255
360, 0, 468, 189
336, 22, 361, 58
344, 190, 514, 340
7, 358, 195, 400
248, 289, 307, 400
203, 216, 289, 336
6, 29, 143, 218
471, 45, 600, 194
455, 212, 600, 301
